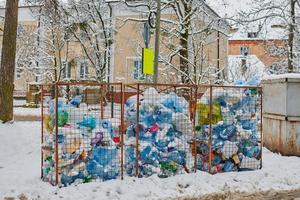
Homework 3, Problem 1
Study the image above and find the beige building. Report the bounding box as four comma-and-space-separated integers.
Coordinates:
0, 2, 230, 95
228, 24, 288, 72
112, 3, 230, 84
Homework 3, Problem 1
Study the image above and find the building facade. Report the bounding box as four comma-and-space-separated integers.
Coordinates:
0, 2, 230, 95
228, 24, 288, 74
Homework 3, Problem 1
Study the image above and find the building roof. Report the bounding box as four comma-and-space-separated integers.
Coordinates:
229, 22, 288, 41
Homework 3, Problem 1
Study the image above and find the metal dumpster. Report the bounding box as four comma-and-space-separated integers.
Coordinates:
262, 75, 300, 156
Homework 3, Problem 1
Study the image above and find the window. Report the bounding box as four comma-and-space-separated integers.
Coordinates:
79, 60, 89, 79
268, 45, 286, 57
133, 58, 144, 80
15, 68, 22, 80
17, 25, 25, 35
240, 47, 249, 56
247, 32, 258, 38
62, 62, 72, 79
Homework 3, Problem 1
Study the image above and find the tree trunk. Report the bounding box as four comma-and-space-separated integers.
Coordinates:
0, 0, 19, 122
288, 0, 296, 73
179, 2, 191, 84
179, 32, 189, 83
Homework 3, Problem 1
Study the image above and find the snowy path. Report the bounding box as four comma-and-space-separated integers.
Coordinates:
176, 189, 300, 200
1, 122, 300, 200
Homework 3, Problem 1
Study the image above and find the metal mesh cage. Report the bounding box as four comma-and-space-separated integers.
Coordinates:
41, 83, 262, 186
195, 85, 262, 173
41, 82, 123, 186
123, 83, 197, 178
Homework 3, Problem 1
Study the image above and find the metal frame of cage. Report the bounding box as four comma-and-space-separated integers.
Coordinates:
124, 83, 198, 177
194, 85, 263, 174
41, 82, 262, 186
41, 82, 124, 186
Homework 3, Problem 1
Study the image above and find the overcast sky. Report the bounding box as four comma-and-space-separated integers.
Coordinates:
206, 0, 252, 18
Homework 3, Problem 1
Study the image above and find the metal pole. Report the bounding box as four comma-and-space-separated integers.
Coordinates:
55, 84, 59, 185
208, 86, 213, 174
260, 88, 263, 169
41, 85, 44, 179
153, 0, 161, 84
217, 31, 220, 80
120, 84, 124, 180
193, 86, 197, 173
135, 84, 140, 177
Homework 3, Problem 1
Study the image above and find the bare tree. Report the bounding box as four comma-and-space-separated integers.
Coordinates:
237, 0, 300, 74
25, 0, 113, 82
64, 0, 113, 81
0, 0, 19, 122
117, 0, 230, 84
25, 0, 70, 82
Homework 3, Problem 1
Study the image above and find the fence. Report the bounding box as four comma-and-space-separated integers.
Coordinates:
41, 82, 262, 186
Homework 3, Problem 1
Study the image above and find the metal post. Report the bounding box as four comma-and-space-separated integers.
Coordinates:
120, 84, 124, 180
41, 85, 44, 179
153, 0, 161, 84
217, 31, 220, 80
193, 86, 198, 172
100, 85, 104, 119
111, 86, 114, 118
208, 86, 213, 173
260, 87, 263, 169
55, 84, 59, 185
135, 84, 140, 176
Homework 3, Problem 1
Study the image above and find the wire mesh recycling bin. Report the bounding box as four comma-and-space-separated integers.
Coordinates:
123, 83, 197, 178
194, 85, 262, 173
41, 82, 124, 186
41, 82, 263, 187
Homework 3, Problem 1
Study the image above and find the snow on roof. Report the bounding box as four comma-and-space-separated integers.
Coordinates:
205, 0, 288, 41
228, 55, 266, 82
230, 22, 288, 41
263, 73, 300, 80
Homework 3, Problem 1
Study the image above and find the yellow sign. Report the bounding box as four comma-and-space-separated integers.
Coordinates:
142, 48, 154, 75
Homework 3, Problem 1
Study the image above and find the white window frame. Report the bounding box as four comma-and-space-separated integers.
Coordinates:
78, 59, 89, 80
240, 46, 250, 56
133, 58, 144, 81
16, 69, 22, 80
62, 61, 72, 80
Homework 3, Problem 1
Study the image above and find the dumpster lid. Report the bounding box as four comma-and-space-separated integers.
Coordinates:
262, 73, 300, 84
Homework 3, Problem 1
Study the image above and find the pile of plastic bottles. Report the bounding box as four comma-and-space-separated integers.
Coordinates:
42, 96, 120, 186
124, 88, 193, 178
195, 85, 261, 173
41, 83, 261, 186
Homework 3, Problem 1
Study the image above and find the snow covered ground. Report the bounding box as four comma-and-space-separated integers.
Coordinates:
13, 100, 41, 120
1, 122, 300, 200
14, 107, 41, 117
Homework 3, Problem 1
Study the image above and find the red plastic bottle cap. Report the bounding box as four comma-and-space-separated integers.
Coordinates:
113, 136, 120, 143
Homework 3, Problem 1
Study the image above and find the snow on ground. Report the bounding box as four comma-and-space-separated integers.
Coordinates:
13, 100, 27, 107
13, 107, 41, 117
1, 122, 300, 200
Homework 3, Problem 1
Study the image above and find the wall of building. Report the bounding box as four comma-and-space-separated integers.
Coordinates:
0, 4, 230, 93
228, 39, 287, 67
113, 13, 229, 84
